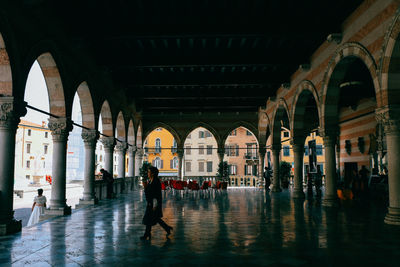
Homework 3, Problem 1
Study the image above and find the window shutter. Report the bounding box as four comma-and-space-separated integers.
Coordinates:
236, 145, 239, 156
152, 160, 155, 166
161, 160, 164, 169
170, 160, 173, 168
244, 165, 248, 175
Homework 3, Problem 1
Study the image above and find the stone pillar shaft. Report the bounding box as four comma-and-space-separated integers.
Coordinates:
135, 148, 144, 177
292, 141, 305, 198
259, 147, 266, 185
115, 142, 127, 178
128, 146, 136, 177
48, 117, 72, 212
81, 129, 98, 202
101, 137, 115, 175
177, 149, 184, 180
271, 145, 282, 192
0, 98, 26, 233
376, 106, 400, 225
322, 135, 338, 206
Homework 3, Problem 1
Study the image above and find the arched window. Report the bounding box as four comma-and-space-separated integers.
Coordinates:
155, 138, 161, 153
154, 157, 162, 169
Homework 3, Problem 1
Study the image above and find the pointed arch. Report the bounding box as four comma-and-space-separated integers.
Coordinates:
182, 122, 221, 146
321, 42, 379, 129
379, 8, 400, 106
99, 100, 113, 136
34, 52, 66, 117
291, 80, 321, 137
0, 32, 12, 96
271, 98, 291, 145
143, 122, 181, 147
76, 81, 95, 129
116, 111, 126, 141
222, 121, 259, 145
127, 119, 135, 145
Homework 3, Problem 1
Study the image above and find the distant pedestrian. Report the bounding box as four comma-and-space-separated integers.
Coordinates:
100, 168, 114, 199
27, 189, 47, 227
263, 166, 272, 190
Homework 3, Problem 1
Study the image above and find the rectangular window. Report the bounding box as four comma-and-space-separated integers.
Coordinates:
229, 129, 237, 136
26, 175, 30, 180
26, 143, 31, 154
206, 145, 213, 155
185, 146, 191, 155
44, 144, 48, 154
43, 161, 46, 168
205, 131, 211, 138
244, 165, 248, 175
185, 162, 191, 172
199, 162, 204, 172
316, 145, 323, 156
304, 146, 309, 156
283, 131, 290, 138
206, 161, 213, 172
27, 129, 31, 136
230, 165, 237, 175
26, 160, 30, 169
246, 130, 252, 136
198, 131, 204, 138
253, 165, 258, 176
45, 132, 48, 138
283, 146, 290, 156
199, 145, 204, 155
100, 155, 103, 162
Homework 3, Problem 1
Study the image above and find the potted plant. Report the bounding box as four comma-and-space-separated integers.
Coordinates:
279, 161, 292, 189
139, 161, 152, 188
217, 161, 230, 189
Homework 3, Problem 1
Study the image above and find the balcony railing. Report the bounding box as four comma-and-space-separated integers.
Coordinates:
243, 153, 259, 160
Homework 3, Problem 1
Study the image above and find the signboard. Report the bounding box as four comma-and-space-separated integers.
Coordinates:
308, 139, 317, 173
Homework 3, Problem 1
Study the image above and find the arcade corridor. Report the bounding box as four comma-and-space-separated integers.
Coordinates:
1, 189, 399, 266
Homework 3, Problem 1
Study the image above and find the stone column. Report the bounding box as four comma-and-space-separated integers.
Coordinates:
320, 128, 338, 207
0, 97, 26, 235
101, 137, 115, 175
115, 142, 127, 178
291, 138, 305, 198
78, 129, 99, 206
127, 145, 136, 177
271, 144, 282, 192
47, 117, 73, 215
177, 148, 184, 180
135, 148, 144, 177
376, 106, 400, 225
336, 136, 341, 181
258, 146, 266, 186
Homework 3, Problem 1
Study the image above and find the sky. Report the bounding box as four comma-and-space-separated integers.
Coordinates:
22, 60, 82, 126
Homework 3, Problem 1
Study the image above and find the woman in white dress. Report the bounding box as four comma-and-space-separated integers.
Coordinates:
27, 188, 47, 227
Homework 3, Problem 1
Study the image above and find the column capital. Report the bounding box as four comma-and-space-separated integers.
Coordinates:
376, 105, 400, 135
0, 97, 26, 130
48, 117, 73, 142
128, 145, 137, 154
81, 129, 99, 148
115, 141, 128, 153
136, 147, 144, 158
100, 136, 116, 152
318, 126, 339, 139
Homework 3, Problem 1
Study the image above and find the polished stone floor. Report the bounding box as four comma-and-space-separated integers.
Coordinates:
1, 188, 400, 266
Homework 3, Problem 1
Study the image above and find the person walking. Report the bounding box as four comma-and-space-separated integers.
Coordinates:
100, 168, 114, 199
140, 166, 173, 240
263, 166, 272, 190
27, 188, 47, 227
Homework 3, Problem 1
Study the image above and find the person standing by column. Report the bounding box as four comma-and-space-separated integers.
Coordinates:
27, 189, 47, 226
100, 168, 114, 199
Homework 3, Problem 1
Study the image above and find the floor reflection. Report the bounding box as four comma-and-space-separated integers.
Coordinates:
1, 188, 400, 266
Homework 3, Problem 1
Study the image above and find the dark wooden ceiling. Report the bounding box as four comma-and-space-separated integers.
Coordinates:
17, 0, 363, 113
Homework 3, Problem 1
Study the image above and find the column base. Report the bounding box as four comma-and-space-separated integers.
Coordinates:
271, 186, 282, 192
0, 219, 22, 236
75, 198, 98, 209
45, 206, 72, 216
384, 207, 400, 225
292, 190, 305, 199
322, 196, 339, 207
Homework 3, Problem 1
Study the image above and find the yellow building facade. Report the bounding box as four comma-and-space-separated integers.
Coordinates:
144, 128, 178, 176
